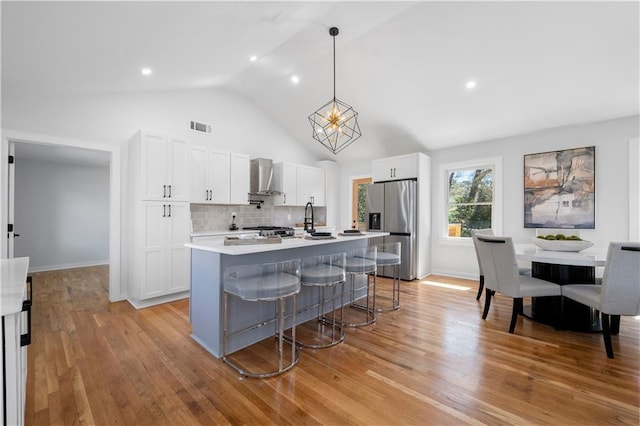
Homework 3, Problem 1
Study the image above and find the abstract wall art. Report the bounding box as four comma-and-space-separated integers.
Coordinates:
524, 146, 595, 228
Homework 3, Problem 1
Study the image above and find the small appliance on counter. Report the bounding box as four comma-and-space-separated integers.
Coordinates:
229, 213, 238, 231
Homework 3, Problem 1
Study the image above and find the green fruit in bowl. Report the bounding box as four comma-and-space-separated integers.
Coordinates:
544, 235, 556, 240
555, 234, 567, 240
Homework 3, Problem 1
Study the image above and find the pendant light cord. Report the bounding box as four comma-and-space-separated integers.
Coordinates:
332, 33, 336, 100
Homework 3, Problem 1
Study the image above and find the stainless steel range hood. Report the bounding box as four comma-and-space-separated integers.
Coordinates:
250, 158, 282, 195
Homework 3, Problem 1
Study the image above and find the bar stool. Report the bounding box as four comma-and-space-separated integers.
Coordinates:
293, 253, 347, 348
222, 259, 301, 378
343, 246, 377, 327
375, 242, 401, 311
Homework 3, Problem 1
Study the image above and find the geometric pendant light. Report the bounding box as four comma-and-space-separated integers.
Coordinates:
308, 27, 362, 155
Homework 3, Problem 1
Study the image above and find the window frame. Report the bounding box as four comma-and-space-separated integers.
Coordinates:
439, 157, 503, 245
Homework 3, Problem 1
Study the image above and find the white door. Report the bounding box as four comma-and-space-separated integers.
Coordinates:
166, 203, 190, 293
209, 150, 230, 204
229, 153, 249, 205
189, 146, 208, 203
141, 132, 167, 200
167, 137, 188, 201
142, 202, 165, 299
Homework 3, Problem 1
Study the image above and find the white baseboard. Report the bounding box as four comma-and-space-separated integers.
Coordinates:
428, 269, 478, 281
127, 291, 190, 309
28, 260, 109, 273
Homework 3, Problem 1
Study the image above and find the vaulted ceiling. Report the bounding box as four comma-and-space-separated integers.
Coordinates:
2, 1, 638, 162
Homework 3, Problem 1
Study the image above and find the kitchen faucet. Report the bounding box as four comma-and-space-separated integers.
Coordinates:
304, 202, 315, 233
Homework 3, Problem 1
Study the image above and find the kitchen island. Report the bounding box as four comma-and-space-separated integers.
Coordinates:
186, 232, 388, 357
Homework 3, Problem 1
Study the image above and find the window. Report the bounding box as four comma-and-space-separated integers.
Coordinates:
441, 157, 502, 240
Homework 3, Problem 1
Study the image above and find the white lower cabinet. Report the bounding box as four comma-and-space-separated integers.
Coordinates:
131, 202, 190, 303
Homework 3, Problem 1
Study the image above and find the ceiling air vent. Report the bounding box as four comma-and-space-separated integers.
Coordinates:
189, 120, 212, 134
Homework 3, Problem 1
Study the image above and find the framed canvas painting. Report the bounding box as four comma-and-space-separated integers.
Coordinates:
524, 146, 595, 228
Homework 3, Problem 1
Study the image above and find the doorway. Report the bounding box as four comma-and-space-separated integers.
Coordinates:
2, 130, 123, 302
351, 177, 372, 231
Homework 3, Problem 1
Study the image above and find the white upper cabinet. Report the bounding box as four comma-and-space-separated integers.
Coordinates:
189, 146, 249, 205
189, 147, 230, 204
208, 150, 231, 204
273, 162, 297, 206
296, 164, 325, 206
372, 153, 420, 182
230, 153, 250, 205
273, 163, 325, 206
138, 131, 188, 201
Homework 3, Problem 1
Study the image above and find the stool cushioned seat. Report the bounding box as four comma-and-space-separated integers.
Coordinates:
225, 272, 300, 301
344, 257, 376, 274
376, 252, 400, 265
302, 264, 346, 285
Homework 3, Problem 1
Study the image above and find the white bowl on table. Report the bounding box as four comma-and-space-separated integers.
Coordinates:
533, 238, 594, 252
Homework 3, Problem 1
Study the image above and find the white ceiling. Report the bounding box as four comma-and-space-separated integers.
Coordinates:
2, 1, 639, 163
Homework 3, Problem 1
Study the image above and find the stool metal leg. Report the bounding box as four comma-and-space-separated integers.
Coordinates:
344, 272, 377, 327
377, 263, 401, 312
293, 282, 345, 349
222, 293, 301, 378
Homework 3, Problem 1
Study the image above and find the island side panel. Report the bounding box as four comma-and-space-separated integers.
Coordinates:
190, 249, 223, 357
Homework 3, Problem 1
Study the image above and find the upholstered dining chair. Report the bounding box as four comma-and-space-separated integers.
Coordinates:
475, 235, 562, 333
471, 229, 531, 301
562, 242, 640, 358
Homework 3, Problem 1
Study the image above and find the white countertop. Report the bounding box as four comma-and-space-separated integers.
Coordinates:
186, 232, 388, 255
1, 257, 30, 316
515, 243, 607, 267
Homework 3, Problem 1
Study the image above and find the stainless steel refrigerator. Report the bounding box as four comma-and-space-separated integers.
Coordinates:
365, 179, 417, 280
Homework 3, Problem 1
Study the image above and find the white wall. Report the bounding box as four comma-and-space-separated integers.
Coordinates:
2, 88, 318, 164
429, 115, 640, 279
14, 158, 109, 272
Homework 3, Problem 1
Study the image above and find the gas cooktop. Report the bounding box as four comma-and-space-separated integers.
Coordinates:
242, 226, 295, 238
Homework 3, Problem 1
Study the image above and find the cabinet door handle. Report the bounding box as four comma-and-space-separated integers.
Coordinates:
20, 300, 32, 347
21, 276, 33, 346
163, 185, 167, 198
168, 205, 172, 217
283, 194, 287, 204
163, 204, 166, 217
168, 185, 172, 198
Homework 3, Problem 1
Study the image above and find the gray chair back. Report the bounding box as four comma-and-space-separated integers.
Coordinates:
470, 228, 493, 275
475, 235, 521, 297
600, 242, 640, 315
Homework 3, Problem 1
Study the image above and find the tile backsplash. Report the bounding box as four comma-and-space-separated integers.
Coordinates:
190, 195, 327, 233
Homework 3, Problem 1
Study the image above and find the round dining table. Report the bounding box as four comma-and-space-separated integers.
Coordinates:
515, 243, 608, 332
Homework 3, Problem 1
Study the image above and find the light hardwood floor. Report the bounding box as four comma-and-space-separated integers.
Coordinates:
25, 266, 639, 425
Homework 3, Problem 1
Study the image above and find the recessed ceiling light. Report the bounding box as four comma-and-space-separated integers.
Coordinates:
466, 80, 477, 90
141, 68, 152, 76
249, 55, 258, 62
291, 75, 300, 84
